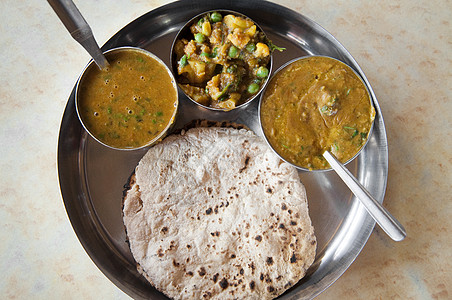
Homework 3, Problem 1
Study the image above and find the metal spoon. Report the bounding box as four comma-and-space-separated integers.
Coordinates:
48, 0, 109, 70
323, 150, 406, 241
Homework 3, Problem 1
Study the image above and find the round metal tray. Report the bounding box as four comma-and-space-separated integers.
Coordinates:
57, 1, 388, 299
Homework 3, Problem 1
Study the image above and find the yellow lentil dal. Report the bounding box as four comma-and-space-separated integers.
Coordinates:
77, 48, 177, 149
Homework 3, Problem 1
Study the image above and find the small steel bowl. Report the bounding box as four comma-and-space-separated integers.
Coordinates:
258, 55, 375, 172
75, 46, 178, 150
170, 9, 273, 111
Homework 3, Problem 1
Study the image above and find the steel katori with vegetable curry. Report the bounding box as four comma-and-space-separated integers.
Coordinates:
173, 12, 283, 110
260, 56, 376, 170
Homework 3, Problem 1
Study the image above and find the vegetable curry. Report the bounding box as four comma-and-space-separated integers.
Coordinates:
173, 12, 279, 110
260, 56, 375, 170
77, 48, 177, 149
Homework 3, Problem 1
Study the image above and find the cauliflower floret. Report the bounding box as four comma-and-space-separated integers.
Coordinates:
209, 23, 222, 44
184, 40, 197, 57
206, 74, 222, 100
254, 42, 270, 58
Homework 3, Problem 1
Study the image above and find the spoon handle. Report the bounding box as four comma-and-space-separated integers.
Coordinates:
323, 151, 406, 241
47, 0, 108, 69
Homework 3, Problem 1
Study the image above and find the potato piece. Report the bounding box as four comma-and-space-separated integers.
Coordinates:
228, 28, 251, 49
223, 15, 237, 29
178, 64, 197, 82
244, 25, 256, 36
227, 93, 241, 104
224, 15, 253, 29
204, 62, 217, 79
234, 17, 252, 28
212, 43, 229, 62
202, 21, 211, 36
200, 44, 211, 53
218, 99, 236, 110
188, 60, 206, 78
178, 60, 207, 84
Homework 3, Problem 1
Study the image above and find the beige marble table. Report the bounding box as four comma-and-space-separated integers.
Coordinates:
1, 0, 450, 299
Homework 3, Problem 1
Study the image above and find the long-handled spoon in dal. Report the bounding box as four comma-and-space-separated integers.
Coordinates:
47, 0, 109, 70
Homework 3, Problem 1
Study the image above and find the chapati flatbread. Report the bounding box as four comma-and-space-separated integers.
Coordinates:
123, 126, 316, 299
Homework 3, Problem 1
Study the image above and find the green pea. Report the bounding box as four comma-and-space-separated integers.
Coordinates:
228, 45, 239, 58
179, 55, 188, 67
245, 43, 256, 52
194, 33, 205, 43
256, 66, 269, 78
210, 12, 222, 23
247, 83, 260, 94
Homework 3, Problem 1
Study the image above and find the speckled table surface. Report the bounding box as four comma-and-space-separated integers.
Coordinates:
1, 0, 450, 299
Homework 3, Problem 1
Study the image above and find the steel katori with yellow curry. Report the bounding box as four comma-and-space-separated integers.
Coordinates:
260, 56, 376, 170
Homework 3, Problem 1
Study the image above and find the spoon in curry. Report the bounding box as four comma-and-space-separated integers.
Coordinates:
48, 0, 109, 70
323, 150, 406, 241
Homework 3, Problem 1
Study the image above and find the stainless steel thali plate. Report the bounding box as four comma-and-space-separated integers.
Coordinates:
57, 1, 388, 299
